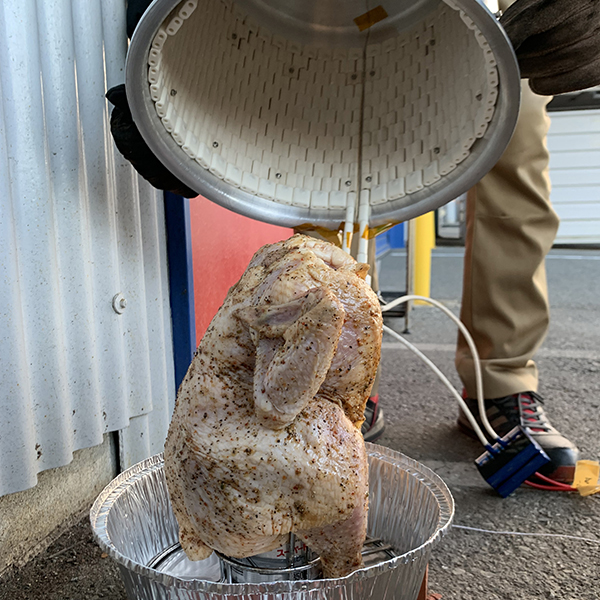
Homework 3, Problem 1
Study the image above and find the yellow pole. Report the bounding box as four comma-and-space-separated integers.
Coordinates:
413, 211, 435, 303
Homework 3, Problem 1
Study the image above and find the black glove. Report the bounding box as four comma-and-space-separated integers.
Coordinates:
500, 0, 600, 96
106, 84, 198, 198
106, 3, 198, 197
126, 0, 153, 39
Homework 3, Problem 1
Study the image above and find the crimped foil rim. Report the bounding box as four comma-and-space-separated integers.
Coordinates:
90, 444, 454, 594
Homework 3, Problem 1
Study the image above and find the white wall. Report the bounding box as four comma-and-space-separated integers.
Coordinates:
0, 435, 117, 575
0, 0, 175, 498
548, 109, 600, 245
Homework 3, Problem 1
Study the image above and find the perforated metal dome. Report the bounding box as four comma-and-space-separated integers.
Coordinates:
126, 0, 520, 230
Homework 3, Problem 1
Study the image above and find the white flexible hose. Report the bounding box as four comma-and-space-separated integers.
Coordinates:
382, 324, 491, 446
381, 294, 501, 445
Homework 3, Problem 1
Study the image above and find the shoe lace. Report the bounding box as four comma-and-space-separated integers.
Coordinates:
516, 392, 552, 432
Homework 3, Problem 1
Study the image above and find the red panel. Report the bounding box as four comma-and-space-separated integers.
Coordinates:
190, 196, 292, 341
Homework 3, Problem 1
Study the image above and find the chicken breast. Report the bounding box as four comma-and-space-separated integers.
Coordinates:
164, 234, 382, 578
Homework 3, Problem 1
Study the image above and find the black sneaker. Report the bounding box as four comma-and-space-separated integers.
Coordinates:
362, 395, 385, 442
378, 291, 406, 318
458, 391, 579, 483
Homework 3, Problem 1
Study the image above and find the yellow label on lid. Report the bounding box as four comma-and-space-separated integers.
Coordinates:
354, 6, 389, 32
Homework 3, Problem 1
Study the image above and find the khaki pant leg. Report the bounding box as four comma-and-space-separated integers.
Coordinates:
455, 81, 559, 398
499, 0, 515, 11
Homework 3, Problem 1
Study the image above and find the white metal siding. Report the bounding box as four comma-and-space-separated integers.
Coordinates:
0, 0, 176, 496
548, 109, 600, 244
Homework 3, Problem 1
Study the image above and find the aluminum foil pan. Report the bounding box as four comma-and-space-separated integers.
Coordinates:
90, 444, 454, 600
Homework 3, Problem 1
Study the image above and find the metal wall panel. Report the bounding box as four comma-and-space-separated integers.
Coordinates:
0, 0, 176, 496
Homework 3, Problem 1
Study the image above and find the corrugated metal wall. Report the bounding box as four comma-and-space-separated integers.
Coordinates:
0, 0, 176, 496
548, 109, 600, 245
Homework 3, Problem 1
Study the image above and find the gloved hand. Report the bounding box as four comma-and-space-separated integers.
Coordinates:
106, 85, 198, 198
500, 0, 600, 95
106, 1, 198, 197
126, 0, 153, 39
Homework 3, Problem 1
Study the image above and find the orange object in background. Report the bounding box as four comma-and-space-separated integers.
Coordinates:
190, 196, 292, 341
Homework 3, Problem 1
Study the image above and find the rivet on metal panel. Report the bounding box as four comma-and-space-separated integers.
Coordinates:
112, 293, 128, 314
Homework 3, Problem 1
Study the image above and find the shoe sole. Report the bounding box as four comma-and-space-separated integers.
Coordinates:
363, 409, 386, 443
537, 464, 575, 485
457, 420, 575, 485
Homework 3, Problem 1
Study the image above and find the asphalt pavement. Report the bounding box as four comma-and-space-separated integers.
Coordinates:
377, 246, 600, 599
3, 246, 598, 600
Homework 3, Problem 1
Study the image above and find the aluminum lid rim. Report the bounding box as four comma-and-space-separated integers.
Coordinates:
125, 0, 520, 229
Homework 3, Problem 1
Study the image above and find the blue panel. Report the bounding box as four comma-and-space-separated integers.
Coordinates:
388, 222, 406, 248
164, 192, 196, 389
376, 222, 405, 256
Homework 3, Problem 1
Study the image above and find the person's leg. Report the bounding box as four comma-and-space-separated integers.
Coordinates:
456, 82, 556, 397
455, 81, 578, 481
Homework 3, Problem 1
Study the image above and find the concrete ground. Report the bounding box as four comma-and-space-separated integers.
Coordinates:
2, 246, 599, 599
377, 246, 600, 599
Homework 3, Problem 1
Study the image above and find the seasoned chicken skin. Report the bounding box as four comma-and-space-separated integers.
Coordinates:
164, 234, 382, 578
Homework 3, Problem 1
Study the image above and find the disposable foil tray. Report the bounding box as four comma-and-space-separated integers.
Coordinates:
90, 444, 454, 600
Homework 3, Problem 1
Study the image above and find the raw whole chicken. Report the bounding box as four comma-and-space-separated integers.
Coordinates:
164, 234, 382, 578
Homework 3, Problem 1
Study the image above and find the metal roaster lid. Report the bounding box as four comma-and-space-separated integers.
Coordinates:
125, 0, 520, 231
